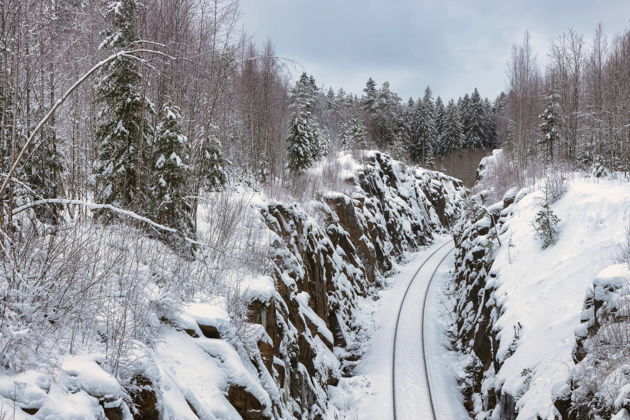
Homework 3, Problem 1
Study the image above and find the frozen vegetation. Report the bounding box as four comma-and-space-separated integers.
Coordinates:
2, 0, 630, 418
0, 152, 467, 418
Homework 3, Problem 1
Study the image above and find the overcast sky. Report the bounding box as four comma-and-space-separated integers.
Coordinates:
239, 0, 630, 101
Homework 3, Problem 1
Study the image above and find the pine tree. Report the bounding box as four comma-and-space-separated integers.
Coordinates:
538, 94, 561, 163
408, 99, 434, 166
150, 102, 194, 241
433, 96, 446, 156
339, 116, 367, 149
463, 88, 486, 149
287, 73, 320, 171
440, 99, 464, 156
198, 126, 228, 191
95, 0, 154, 215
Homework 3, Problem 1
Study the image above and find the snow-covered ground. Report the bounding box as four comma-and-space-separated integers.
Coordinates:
490, 177, 630, 418
351, 238, 469, 419
425, 252, 471, 420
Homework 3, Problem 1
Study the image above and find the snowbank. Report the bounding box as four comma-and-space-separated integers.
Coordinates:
453, 175, 630, 419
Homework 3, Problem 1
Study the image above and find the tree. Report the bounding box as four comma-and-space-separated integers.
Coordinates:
95, 0, 154, 215
408, 99, 434, 166
538, 94, 561, 162
287, 73, 320, 171
371, 81, 400, 147
463, 88, 487, 149
390, 113, 410, 161
482, 98, 497, 147
533, 198, 561, 248
434, 96, 446, 156
421, 87, 437, 153
340, 116, 367, 149
23, 127, 64, 223
440, 99, 464, 156
361, 77, 378, 113
197, 126, 228, 191
150, 102, 194, 242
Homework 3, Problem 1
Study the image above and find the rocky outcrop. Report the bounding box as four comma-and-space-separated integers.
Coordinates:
553, 265, 630, 419
451, 188, 521, 417
244, 152, 465, 418
0, 152, 466, 419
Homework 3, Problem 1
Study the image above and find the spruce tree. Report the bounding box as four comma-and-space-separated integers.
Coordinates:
459, 94, 471, 145
533, 200, 560, 248
361, 77, 378, 113
151, 102, 194, 240
339, 116, 367, 150
434, 96, 446, 156
23, 124, 63, 223
440, 99, 464, 156
287, 73, 320, 171
372, 81, 400, 147
408, 99, 434, 166
463, 88, 486, 149
482, 98, 497, 147
390, 114, 410, 161
538, 94, 561, 163
95, 0, 154, 215
326, 87, 336, 106
422, 86, 437, 154
198, 126, 228, 191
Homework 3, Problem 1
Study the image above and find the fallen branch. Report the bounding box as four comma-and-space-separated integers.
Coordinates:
12, 198, 218, 250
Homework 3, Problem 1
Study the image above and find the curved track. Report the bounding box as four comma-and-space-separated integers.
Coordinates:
392, 240, 454, 420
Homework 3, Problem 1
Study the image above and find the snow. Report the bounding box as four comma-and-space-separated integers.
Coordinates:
425, 251, 472, 420
355, 238, 469, 419
155, 328, 241, 419
240, 274, 276, 303
489, 177, 630, 418
62, 355, 122, 398
184, 302, 230, 329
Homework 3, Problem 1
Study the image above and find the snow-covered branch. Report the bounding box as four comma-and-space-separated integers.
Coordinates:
0, 48, 174, 202
12, 198, 217, 250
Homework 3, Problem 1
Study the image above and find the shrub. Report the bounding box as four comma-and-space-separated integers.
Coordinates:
532, 198, 560, 249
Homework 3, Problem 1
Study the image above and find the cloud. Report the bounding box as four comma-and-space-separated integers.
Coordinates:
240, 0, 630, 100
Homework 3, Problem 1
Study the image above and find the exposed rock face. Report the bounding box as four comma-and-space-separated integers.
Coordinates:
552, 265, 630, 419
451, 190, 520, 417
0, 153, 465, 419
243, 152, 465, 418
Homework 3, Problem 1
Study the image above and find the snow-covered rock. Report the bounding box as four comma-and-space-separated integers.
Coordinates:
452, 176, 630, 419
0, 152, 466, 419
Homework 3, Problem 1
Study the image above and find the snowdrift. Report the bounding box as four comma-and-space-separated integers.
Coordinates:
453, 176, 630, 419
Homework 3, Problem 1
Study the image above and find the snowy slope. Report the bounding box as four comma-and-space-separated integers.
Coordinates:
484, 178, 630, 418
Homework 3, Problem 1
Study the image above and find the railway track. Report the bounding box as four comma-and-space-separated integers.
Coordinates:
391, 240, 454, 420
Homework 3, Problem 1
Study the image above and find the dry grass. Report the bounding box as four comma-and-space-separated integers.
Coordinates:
263, 150, 367, 203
